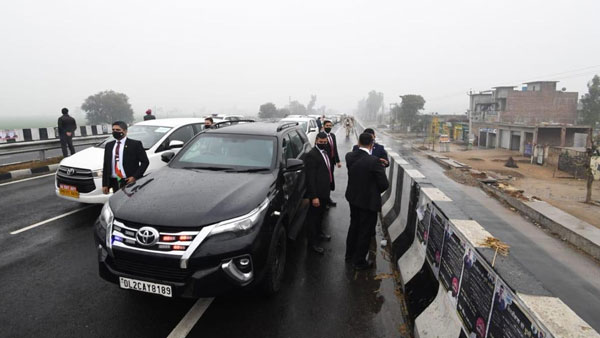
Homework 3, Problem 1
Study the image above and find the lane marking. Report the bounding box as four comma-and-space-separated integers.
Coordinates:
0, 173, 55, 187
167, 297, 214, 338
10, 205, 95, 235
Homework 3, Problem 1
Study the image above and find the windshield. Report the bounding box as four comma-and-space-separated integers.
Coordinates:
95, 125, 172, 150
172, 134, 276, 170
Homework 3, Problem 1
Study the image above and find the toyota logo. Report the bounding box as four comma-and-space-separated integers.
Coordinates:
136, 227, 159, 246
66, 168, 75, 176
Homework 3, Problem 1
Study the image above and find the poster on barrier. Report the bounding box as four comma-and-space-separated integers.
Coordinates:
459, 329, 468, 338
457, 247, 496, 338
486, 279, 549, 338
425, 206, 446, 278
439, 223, 466, 304
0, 129, 18, 141
415, 203, 431, 249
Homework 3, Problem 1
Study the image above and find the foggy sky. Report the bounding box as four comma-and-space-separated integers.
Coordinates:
1, 0, 599, 122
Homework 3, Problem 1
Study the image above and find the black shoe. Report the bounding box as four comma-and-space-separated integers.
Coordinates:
311, 245, 325, 255
328, 200, 337, 207
353, 260, 374, 270
319, 233, 331, 241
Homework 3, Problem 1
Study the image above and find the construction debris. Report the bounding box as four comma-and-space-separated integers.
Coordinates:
505, 156, 519, 168
479, 236, 510, 267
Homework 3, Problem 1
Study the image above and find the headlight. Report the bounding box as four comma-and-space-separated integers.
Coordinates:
99, 202, 114, 230
209, 199, 270, 236
92, 169, 103, 178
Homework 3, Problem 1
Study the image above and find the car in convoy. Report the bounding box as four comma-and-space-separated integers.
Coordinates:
279, 116, 319, 145
94, 121, 310, 297
55, 118, 206, 204
215, 114, 245, 122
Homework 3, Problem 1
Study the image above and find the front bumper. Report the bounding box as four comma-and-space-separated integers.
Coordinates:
55, 177, 110, 204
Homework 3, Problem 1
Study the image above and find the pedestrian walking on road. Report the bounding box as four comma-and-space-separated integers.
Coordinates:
323, 120, 341, 206
102, 121, 149, 194
58, 107, 77, 157
143, 109, 156, 120
316, 117, 323, 132
345, 133, 389, 270
305, 132, 334, 254
352, 128, 389, 167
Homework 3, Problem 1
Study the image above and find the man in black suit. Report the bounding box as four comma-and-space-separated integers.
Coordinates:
345, 133, 389, 270
305, 132, 334, 254
102, 121, 150, 194
58, 107, 77, 157
352, 128, 389, 167
323, 120, 341, 206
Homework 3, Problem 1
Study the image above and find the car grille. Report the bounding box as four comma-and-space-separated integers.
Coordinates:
107, 256, 190, 282
56, 166, 95, 193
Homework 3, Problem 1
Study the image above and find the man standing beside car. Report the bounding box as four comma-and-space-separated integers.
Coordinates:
58, 107, 77, 157
102, 121, 149, 194
305, 132, 334, 254
323, 120, 341, 207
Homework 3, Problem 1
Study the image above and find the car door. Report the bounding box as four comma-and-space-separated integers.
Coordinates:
149, 125, 195, 172
281, 132, 303, 225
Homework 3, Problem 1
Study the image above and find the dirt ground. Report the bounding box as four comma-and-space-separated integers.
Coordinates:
434, 143, 600, 229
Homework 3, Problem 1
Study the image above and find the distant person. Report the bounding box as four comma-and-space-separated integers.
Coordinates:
323, 120, 341, 206
57, 107, 77, 157
143, 109, 156, 120
316, 117, 323, 132
204, 117, 214, 129
102, 121, 149, 194
345, 133, 389, 270
352, 128, 389, 167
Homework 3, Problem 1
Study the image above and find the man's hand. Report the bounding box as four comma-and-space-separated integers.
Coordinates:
380, 158, 389, 166
312, 198, 320, 207
336, 162, 342, 168
66, 132, 72, 137
125, 177, 136, 184
102, 186, 110, 194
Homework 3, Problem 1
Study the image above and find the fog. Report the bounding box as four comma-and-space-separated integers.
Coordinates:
1, 0, 599, 127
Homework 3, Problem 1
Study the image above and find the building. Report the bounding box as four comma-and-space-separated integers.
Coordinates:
469, 81, 590, 155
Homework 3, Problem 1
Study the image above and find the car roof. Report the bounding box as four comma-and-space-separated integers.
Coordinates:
281, 117, 315, 122
135, 118, 206, 128
206, 121, 299, 136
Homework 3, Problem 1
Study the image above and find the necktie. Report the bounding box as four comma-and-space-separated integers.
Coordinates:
322, 151, 332, 183
114, 141, 124, 180
327, 134, 335, 158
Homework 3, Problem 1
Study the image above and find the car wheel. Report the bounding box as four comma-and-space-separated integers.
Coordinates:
262, 225, 287, 295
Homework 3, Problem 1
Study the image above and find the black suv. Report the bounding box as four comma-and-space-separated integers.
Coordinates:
94, 122, 311, 297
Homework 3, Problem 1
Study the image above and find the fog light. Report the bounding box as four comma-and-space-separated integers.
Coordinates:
233, 255, 253, 274
222, 256, 254, 285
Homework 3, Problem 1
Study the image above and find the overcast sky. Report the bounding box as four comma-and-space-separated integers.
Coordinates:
1, 0, 599, 122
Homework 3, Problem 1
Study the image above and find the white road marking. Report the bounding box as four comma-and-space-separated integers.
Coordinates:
10, 205, 95, 235
167, 297, 214, 338
0, 173, 55, 187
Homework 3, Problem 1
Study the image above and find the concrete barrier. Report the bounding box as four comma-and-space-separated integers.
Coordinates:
0, 124, 110, 144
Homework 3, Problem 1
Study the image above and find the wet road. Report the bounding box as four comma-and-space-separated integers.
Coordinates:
371, 126, 600, 331
0, 126, 407, 338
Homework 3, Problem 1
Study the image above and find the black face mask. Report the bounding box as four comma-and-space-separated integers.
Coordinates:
324, 127, 332, 133
112, 131, 124, 140
316, 143, 327, 150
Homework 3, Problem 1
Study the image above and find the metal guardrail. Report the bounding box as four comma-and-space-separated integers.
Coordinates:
0, 135, 109, 161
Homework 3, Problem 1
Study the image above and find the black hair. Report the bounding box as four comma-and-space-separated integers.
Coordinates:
358, 133, 373, 146
205, 117, 214, 123
61, 108, 69, 114
112, 121, 128, 130
323, 120, 333, 125
316, 131, 328, 139
363, 128, 375, 135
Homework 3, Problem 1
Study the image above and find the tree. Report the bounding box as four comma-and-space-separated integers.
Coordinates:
580, 75, 600, 126
365, 91, 384, 121
81, 90, 135, 124
277, 107, 290, 117
288, 100, 307, 115
307, 95, 317, 114
399, 95, 426, 131
259, 102, 278, 119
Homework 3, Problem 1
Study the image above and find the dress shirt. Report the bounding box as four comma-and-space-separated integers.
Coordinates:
111, 137, 127, 178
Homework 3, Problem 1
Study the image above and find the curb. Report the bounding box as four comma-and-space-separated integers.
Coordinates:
0, 164, 59, 182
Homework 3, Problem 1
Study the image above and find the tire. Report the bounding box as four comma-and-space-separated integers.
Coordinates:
261, 225, 287, 295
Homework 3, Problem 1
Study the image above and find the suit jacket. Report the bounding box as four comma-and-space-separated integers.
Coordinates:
352, 143, 389, 167
143, 114, 156, 120
325, 132, 340, 164
345, 149, 389, 212
102, 138, 150, 187
305, 147, 332, 200
57, 115, 77, 135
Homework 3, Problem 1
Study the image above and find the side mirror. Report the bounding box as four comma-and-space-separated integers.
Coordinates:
285, 158, 304, 171
161, 151, 175, 163
169, 140, 184, 149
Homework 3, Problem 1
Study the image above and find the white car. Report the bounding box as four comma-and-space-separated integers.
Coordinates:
215, 114, 245, 122
280, 116, 319, 146
55, 118, 206, 204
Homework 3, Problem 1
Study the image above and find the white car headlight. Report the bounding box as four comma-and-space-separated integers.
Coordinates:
209, 199, 270, 236
99, 202, 114, 230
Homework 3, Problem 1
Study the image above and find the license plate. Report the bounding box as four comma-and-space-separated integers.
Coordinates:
119, 277, 172, 297
59, 184, 79, 198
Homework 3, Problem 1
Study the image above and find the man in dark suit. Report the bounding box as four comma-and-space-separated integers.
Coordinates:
345, 133, 389, 270
305, 132, 334, 254
57, 107, 77, 157
323, 120, 341, 206
102, 121, 150, 194
352, 128, 389, 167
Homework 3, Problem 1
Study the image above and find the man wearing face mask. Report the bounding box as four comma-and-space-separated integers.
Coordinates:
304, 132, 334, 254
102, 121, 150, 194
345, 133, 389, 270
352, 128, 389, 167
322, 120, 341, 207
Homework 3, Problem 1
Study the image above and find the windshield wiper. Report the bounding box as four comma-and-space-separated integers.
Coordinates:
227, 168, 271, 173
182, 166, 234, 171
